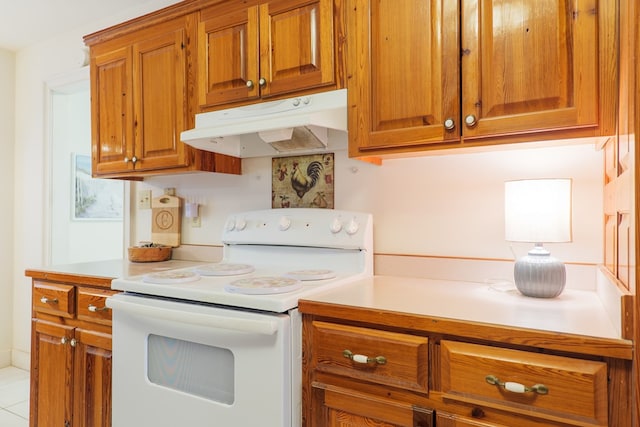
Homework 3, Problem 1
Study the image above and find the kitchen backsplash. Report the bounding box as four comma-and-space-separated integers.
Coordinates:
135, 141, 604, 288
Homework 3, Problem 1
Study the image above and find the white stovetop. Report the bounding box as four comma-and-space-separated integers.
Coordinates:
305, 275, 622, 340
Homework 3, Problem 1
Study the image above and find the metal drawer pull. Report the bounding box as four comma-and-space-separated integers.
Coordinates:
40, 296, 58, 304
88, 304, 110, 312
485, 375, 548, 395
343, 349, 386, 365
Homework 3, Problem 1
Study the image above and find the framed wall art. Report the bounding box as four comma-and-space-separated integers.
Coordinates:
272, 153, 334, 209
72, 153, 124, 220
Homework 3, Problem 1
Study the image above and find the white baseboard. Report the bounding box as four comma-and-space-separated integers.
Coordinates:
11, 349, 30, 371
0, 350, 10, 368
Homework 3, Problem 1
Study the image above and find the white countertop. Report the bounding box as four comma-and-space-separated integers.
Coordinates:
307, 275, 622, 340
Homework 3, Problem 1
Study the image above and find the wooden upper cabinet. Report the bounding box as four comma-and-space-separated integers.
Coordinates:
87, 11, 241, 178
90, 16, 191, 176
131, 22, 189, 173
347, 0, 460, 154
91, 46, 134, 174
460, 0, 599, 139
198, 0, 335, 109
349, 0, 616, 157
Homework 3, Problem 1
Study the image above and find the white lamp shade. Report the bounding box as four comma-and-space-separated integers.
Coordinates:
504, 179, 572, 243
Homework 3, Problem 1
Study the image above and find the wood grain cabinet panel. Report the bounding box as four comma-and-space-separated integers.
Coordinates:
312, 383, 434, 427
304, 318, 432, 427
347, 0, 460, 153
301, 301, 629, 427
440, 340, 608, 426
30, 320, 75, 427
73, 329, 112, 427
460, 0, 599, 139
28, 275, 114, 427
32, 281, 75, 318
310, 320, 429, 393
77, 288, 115, 325
86, 12, 241, 178
348, 0, 616, 157
198, 0, 335, 109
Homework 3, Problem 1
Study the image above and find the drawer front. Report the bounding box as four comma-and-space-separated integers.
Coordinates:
77, 288, 116, 325
314, 382, 434, 426
310, 321, 429, 393
33, 281, 75, 318
440, 340, 607, 426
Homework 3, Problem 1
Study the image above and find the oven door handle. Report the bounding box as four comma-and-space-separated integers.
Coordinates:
107, 296, 279, 335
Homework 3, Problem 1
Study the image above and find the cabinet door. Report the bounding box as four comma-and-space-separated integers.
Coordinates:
259, 0, 335, 97
460, 0, 599, 138
347, 0, 460, 156
73, 329, 112, 427
131, 16, 192, 172
30, 320, 75, 427
90, 44, 134, 175
198, 3, 260, 107
311, 383, 433, 427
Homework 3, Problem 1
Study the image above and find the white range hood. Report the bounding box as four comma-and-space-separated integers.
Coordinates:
180, 89, 348, 158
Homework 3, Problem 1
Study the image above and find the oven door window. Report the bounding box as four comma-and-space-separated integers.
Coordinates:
148, 334, 234, 404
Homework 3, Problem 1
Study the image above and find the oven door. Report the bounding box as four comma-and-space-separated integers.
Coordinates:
107, 293, 294, 427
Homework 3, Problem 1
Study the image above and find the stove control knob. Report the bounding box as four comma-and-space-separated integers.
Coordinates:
235, 218, 247, 231
225, 219, 236, 231
346, 217, 359, 235
279, 216, 291, 231
330, 218, 343, 233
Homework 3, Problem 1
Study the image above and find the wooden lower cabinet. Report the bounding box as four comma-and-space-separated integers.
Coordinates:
301, 307, 629, 427
27, 273, 115, 427
311, 383, 434, 426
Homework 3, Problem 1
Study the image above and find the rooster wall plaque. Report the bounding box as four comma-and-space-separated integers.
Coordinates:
272, 153, 334, 209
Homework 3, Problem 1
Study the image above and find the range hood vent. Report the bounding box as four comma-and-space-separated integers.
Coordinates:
181, 89, 347, 158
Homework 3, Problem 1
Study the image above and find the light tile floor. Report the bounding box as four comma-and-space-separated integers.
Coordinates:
0, 367, 29, 427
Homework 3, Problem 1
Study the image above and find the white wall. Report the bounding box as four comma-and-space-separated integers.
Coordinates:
11, 0, 186, 369
0, 48, 15, 367
9, 1, 605, 369
135, 143, 603, 266
50, 87, 124, 265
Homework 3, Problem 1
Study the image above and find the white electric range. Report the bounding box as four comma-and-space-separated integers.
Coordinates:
108, 208, 373, 427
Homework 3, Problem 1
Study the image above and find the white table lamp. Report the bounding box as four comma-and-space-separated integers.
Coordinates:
504, 179, 572, 298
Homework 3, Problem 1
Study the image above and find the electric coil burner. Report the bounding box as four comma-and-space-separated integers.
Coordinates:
114, 208, 373, 312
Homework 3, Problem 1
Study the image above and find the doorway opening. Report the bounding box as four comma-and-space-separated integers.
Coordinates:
46, 67, 124, 265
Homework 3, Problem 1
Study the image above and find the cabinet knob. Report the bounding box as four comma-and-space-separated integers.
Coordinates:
40, 296, 58, 305
343, 349, 386, 365
246, 80, 254, 89
258, 77, 267, 87
443, 118, 456, 130
464, 114, 478, 127
485, 375, 548, 395
131, 156, 138, 164
124, 157, 130, 163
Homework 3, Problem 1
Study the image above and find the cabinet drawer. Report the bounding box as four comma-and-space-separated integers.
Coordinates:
313, 382, 434, 426
310, 321, 428, 393
441, 340, 607, 426
32, 281, 75, 318
77, 288, 116, 325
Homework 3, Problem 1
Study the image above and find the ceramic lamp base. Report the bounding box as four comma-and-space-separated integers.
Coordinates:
514, 245, 566, 298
